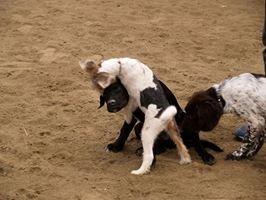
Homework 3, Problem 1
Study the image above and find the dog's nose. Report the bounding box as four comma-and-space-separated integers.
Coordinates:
107, 99, 116, 106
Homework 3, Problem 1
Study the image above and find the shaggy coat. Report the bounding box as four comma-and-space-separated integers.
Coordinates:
80, 57, 191, 175
184, 73, 266, 160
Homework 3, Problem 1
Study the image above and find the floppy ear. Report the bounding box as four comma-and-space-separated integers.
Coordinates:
197, 101, 222, 131
93, 72, 116, 89
98, 95, 105, 109
79, 60, 98, 76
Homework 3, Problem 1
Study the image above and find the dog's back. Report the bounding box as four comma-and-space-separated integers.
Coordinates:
215, 73, 266, 120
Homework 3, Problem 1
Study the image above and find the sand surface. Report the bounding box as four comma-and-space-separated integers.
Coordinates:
0, 0, 265, 199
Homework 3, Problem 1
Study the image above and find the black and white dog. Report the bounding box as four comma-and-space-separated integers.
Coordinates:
98, 79, 177, 157
183, 73, 266, 160
99, 79, 223, 165
80, 57, 191, 175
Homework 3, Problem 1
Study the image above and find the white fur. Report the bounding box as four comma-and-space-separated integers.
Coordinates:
214, 73, 266, 130
94, 58, 190, 175
131, 105, 177, 175
213, 73, 266, 157
99, 58, 157, 106
121, 98, 138, 124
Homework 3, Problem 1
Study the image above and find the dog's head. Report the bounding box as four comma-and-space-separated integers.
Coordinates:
79, 58, 116, 92
99, 79, 129, 113
182, 87, 224, 132
80, 57, 128, 112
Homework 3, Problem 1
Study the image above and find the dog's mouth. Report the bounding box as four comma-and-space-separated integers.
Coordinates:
107, 105, 123, 113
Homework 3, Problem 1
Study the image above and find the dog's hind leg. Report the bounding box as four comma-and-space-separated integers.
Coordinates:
226, 118, 265, 160
167, 120, 191, 165
131, 105, 175, 175
158, 105, 191, 164
131, 118, 162, 175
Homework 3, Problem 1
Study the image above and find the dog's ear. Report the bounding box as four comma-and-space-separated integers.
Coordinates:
98, 95, 105, 109
79, 60, 98, 75
197, 101, 222, 131
93, 72, 116, 90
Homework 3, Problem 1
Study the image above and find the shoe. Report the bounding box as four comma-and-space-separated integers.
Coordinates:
235, 124, 249, 142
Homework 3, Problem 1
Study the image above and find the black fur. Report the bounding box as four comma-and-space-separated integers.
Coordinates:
181, 87, 226, 164
140, 76, 169, 110
183, 88, 224, 132
99, 79, 129, 113
100, 80, 223, 165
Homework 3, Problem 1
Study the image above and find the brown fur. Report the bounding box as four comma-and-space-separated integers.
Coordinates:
80, 60, 116, 92
167, 120, 191, 163
183, 88, 224, 132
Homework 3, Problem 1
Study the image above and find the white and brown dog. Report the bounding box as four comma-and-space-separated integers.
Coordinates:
184, 73, 266, 160
80, 57, 191, 175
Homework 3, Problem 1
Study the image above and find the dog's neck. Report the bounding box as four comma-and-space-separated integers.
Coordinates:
99, 58, 157, 95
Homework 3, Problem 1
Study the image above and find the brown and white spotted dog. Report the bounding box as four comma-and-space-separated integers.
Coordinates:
183, 73, 266, 160
79, 57, 191, 175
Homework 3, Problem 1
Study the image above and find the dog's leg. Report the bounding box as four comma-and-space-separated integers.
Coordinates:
106, 118, 137, 152
131, 118, 162, 175
167, 120, 191, 165
226, 119, 265, 160
200, 140, 223, 152
107, 98, 138, 152
192, 132, 216, 165
131, 105, 171, 175
135, 128, 170, 156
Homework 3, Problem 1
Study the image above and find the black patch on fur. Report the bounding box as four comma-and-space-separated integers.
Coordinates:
158, 80, 185, 125
140, 76, 169, 109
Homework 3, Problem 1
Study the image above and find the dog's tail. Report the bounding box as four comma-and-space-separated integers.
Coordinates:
159, 106, 177, 123
200, 140, 223, 152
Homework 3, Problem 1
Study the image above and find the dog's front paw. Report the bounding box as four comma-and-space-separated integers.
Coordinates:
201, 153, 216, 165
131, 168, 150, 175
106, 142, 123, 153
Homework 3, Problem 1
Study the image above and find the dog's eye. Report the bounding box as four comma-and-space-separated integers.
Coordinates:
107, 99, 116, 105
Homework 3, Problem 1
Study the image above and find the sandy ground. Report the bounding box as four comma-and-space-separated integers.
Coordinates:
0, 0, 265, 199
